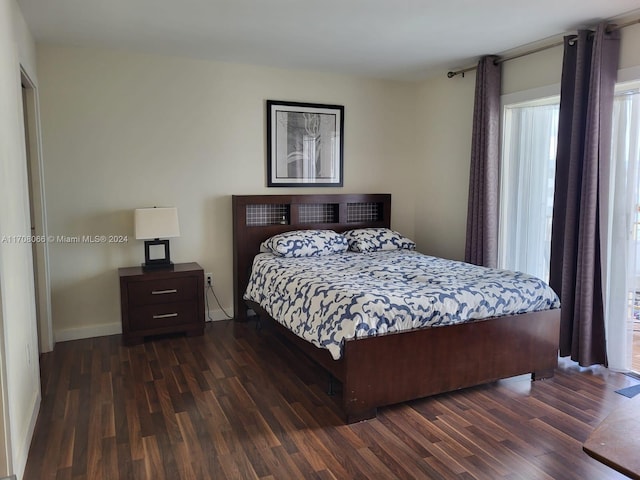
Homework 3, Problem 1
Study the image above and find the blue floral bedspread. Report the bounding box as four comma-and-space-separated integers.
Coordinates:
244, 250, 560, 360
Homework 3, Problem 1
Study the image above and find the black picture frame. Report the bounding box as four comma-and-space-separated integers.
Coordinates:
266, 100, 344, 187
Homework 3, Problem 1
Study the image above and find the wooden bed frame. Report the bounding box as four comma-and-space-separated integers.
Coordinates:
232, 193, 561, 423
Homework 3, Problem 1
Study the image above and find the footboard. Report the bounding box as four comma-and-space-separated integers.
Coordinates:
341, 308, 561, 423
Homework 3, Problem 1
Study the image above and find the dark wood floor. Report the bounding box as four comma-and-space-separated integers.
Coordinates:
25, 319, 640, 480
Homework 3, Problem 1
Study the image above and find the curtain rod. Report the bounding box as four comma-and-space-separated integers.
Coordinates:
446, 16, 640, 79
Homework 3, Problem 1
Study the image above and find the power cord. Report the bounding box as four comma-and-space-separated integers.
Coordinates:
205, 277, 233, 321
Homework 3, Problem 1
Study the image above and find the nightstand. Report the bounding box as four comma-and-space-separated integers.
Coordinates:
118, 262, 204, 345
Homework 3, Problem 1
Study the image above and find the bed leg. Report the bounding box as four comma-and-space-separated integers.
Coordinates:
532, 368, 555, 380
346, 408, 377, 424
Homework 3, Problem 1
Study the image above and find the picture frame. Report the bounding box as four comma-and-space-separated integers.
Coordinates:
266, 100, 344, 187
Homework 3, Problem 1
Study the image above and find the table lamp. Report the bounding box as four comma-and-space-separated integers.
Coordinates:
134, 207, 180, 270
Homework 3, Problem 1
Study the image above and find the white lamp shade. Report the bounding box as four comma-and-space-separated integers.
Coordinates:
134, 207, 180, 240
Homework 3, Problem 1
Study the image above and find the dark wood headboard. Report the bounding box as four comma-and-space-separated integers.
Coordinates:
232, 193, 391, 320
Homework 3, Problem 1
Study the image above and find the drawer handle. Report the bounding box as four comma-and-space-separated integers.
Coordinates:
151, 289, 178, 295
153, 313, 178, 319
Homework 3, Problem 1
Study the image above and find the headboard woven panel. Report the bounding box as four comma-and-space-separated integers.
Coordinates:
299, 203, 337, 224
347, 202, 381, 223
246, 204, 288, 226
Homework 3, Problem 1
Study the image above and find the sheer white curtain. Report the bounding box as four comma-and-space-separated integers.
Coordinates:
603, 90, 640, 372
500, 90, 640, 371
498, 103, 559, 281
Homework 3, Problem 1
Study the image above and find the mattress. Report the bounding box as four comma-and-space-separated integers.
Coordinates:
244, 249, 560, 360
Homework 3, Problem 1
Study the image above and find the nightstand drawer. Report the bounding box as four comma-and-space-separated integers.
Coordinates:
119, 262, 204, 345
129, 301, 198, 330
128, 276, 198, 306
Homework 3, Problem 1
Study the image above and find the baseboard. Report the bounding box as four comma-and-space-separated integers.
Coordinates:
54, 311, 232, 342
54, 322, 122, 343
13, 391, 40, 480
54, 306, 234, 343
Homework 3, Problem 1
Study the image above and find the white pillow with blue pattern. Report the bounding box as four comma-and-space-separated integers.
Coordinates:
343, 228, 416, 253
260, 230, 349, 257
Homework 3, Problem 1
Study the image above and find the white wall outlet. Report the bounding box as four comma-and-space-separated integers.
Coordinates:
206, 272, 213, 286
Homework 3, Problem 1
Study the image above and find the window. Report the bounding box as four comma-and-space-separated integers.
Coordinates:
499, 83, 640, 372
608, 83, 640, 373
498, 97, 559, 281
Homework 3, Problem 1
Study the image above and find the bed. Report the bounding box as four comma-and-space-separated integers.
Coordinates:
232, 193, 561, 423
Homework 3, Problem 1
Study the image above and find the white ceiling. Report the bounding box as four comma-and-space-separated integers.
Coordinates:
16, 0, 640, 81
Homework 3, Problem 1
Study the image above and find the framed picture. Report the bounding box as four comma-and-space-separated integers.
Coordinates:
267, 100, 344, 187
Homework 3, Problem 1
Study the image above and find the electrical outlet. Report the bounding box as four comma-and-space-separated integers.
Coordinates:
206, 272, 213, 286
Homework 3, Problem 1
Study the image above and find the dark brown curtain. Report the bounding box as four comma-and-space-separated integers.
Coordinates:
465, 55, 501, 268
549, 24, 620, 367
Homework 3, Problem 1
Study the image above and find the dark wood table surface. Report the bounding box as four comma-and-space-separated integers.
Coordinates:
583, 392, 640, 479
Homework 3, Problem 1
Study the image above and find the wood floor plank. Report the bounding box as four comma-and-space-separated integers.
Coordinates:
56, 390, 78, 470
116, 442, 133, 480
123, 392, 145, 461
25, 320, 640, 479
101, 436, 118, 480
38, 419, 66, 478
85, 397, 103, 480
142, 435, 166, 480
154, 378, 183, 445
356, 418, 441, 479
287, 406, 359, 479
70, 375, 89, 478
218, 450, 260, 480
175, 442, 204, 480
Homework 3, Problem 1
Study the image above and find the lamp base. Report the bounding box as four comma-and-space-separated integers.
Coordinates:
143, 239, 173, 271
141, 261, 174, 272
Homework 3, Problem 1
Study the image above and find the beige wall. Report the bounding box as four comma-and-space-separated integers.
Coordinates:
411, 43, 565, 262
412, 73, 476, 261
34, 21, 640, 338
412, 22, 640, 261
0, 0, 42, 478
36, 45, 419, 340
